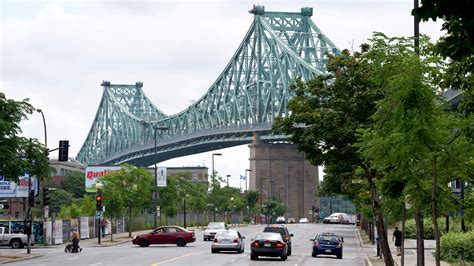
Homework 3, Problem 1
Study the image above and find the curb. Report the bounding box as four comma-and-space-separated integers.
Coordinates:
365, 257, 374, 266
0, 254, 43, 264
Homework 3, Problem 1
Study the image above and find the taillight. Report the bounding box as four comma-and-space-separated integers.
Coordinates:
314, 241, 320, 247
251, 241, 259, 247
276, 242, 285, 247
213, 238, 218, 243
233, 238, 239, 243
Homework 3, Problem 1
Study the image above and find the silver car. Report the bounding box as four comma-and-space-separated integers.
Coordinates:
203, 222, 228, 241
211, 230, 245, 253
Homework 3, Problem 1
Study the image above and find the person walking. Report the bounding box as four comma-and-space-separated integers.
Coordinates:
70, 228, 81, 253
392, 226, 402, 256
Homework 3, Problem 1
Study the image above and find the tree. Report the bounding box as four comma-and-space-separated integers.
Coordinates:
273, 44, 395, 265
0, 93, 49, 181
101, 164, 153, 237
80, 195, 96, 217
49, 188, 74, 214
62, 171, 85, 198
414, 0, 474, 114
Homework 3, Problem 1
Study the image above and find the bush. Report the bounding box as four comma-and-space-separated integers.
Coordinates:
404, 218, 446, 239
440, 231, 474, 262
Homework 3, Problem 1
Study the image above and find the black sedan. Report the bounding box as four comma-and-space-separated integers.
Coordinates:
250, 232, 288, 261
311, 233, 344, 259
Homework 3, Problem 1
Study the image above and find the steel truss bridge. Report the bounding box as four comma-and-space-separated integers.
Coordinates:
76, 6, 340, 166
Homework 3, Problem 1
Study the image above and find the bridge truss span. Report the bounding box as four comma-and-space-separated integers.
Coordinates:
76, 6, 340, 166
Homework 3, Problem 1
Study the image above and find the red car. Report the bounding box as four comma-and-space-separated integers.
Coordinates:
132, 226, 196, 247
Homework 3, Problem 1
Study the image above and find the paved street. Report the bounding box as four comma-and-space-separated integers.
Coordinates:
4, 223, 369, 266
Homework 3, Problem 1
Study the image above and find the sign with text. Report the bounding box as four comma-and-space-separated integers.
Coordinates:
157, 167, 167, 187
85, 166, 122, 193
0, 175, 38, 198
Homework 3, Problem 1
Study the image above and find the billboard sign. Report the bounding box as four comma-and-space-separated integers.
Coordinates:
85, 166, 122, 193
0, 174, 39, 198
157, 167, 167, 187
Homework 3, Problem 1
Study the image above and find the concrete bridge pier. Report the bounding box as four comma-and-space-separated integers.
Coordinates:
248, 142, 320, 221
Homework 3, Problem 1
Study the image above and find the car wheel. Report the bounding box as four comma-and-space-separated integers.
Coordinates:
138, 239, 149, 247
211, 248, 217, 253
176, 238, 186, 247
281, 254, 287, 261
287, 246, 292, 256
250, 254, 257, 260
10, 239, 23, 249
312, 252, 317, 257
203, 237, 207, 241
337, 254, 343, 259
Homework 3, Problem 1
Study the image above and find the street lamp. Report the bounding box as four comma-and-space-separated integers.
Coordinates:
211, 153, 222, 180
230, 197, 234, 225
245, 169, 252, 193
183, 194, 189, 228
36, 109, 49, 247
95, 182, 104, 245
260, 177, 267, 224
226, 175, 231, 187
153, 126, 168, 229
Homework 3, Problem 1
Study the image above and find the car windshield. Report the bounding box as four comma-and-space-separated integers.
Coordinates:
319, 235, 340, 242
256, 232, 283, 241
207, 223, 225, 229
215, 231, 237, 237
263, 227, 287, 236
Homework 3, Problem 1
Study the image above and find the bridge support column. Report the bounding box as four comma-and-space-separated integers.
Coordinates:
248, 142, 319, 221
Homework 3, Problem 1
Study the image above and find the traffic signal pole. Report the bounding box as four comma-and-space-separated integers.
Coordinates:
96, 193, 102, 244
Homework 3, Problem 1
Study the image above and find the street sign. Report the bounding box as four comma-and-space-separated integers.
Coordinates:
157, 167, 167, 187
95, 211, 103, 219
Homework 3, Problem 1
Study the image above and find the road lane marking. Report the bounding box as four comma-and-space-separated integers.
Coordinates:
151, 251, 203, 266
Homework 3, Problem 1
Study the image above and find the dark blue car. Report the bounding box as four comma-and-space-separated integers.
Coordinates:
310, 233, 344, 259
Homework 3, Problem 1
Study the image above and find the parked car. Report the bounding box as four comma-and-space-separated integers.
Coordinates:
310, 232, 344, 259
211, 230, 245, 253
276, 216, 286, 224
132, 226, 195, 247
299, 217, 309, 223
250, 232, 288, 261
0, 227, 33, 248
263, 225, 293, 256
203, 222, 228, 241
287, 218, 296, 223
324, 213, 350, 224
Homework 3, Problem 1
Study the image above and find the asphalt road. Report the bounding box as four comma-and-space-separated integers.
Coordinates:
7, 223, 369, 266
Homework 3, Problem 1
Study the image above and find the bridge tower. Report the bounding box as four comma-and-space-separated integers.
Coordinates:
249, 141, 319, 221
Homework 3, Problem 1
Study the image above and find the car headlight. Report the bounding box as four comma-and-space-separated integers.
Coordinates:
133, 236, 137, 240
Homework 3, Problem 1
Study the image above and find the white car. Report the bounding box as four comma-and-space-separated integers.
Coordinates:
211, 230, 245, 253
298, 218, 309, 223
203, 222, 228, 241
325, 213, 350, 224
276, 216, 286, 223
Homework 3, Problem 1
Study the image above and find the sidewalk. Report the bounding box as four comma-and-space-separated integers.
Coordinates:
361, 227, 449, 266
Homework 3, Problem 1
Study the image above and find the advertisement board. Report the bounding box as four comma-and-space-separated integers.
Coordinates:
157, 167, 167, 187
0, 175, 39, 198
85, 166, 122, 193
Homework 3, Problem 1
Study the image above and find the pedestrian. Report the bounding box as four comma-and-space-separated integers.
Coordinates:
70, 228, 81, 253
392, 226, 402, 256
100, 219, 109, 237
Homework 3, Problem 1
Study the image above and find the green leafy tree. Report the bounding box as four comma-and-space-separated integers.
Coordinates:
80, 195, 96, 217
49, 188, 74, 214
102, 164, 153, 237
62, 171, 85, 198
0, 93, 49, 181
414, 0, 474, 114
273, 44, 394, 265
357, 33, 473, 266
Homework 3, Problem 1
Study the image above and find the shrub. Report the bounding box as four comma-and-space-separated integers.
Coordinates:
440, 231, 474, 262
404, 218, 446, 240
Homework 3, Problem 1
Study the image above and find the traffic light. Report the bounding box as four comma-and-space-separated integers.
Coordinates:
58, 140, 69, 161
43, 188, 51, 206
96, 195, 102, 211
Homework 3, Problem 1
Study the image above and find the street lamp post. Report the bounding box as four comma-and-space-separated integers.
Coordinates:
230, 197, 234, 225
211, 153, 222, 180
260, 177, 267, 224
95, 182, 104, 245
153, 126, 168, 229
245, 169, 252, 193
183, 194, 189, 228
226, 175, 231, 187
36, 109, 49, 246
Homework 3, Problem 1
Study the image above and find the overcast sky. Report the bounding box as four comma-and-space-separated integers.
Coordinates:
1, 0, 443, 189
